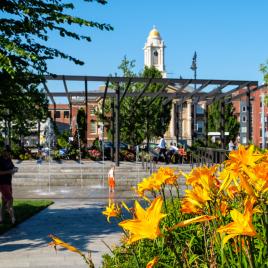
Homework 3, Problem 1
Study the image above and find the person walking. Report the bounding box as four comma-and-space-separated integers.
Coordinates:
0, 147, 18, 224
108, 164, 115, 193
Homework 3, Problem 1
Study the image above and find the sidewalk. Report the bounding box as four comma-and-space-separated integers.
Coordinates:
0, 200, 121, 268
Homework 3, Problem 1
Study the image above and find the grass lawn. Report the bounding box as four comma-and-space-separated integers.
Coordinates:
0, 199, 53, 234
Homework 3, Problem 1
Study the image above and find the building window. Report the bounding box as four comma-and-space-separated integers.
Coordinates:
241, 126, 247, 133
196, 104, 204, 115
55, 111, 61, 118
242, 137, 247, 144
64, 111, 69, 118
242, 106, 246, 112
90, 120, 97, 133
242, 115, 247, 122
48, 111, 52, 118
196, 121, 204, 133
260, 128, 262, 137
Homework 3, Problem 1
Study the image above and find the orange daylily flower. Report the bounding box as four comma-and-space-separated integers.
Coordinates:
136, 174, 162, 196
185, 165, 218, 191
219, 145, 263, 192
181, 200, 203, 214
48, 234, 82, 255
217, 198, 257, 246
248, 162, 268, 194
136, 177, 153, 196
121, 201, 131, 213
102, 199, 121, 222
118, 197, 166, 244
220, 201, 228, 216
169, 215, 216, 231
226, 145, 263, 169
146, 256, 159, 268
157, 167, 179, 185
226, 185, 240, 200
181, 185, 211, 214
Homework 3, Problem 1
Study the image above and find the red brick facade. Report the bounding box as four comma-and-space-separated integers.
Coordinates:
48, 101, 106, 145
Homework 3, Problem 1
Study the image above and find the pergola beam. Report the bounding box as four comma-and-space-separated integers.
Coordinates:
120, 78, 132, 104
147, 81, 170, 108
102, 78, 110, 115
43, 82, 56, 106
162, 80, 192, 106
63, 76, 72, 128
132, 78, 153, 106
45, 75, 256, 87
63, 76, 72, 105
177, 80, 211, 106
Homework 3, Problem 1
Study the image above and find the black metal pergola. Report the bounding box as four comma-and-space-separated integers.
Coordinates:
44, 75, 258, 166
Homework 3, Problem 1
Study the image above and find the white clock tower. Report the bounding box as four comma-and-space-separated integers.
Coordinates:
144, 26, 166, 78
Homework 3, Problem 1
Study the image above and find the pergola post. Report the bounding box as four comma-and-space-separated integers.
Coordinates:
175, 104, 179, 144
115, 84, 120, 166
204, 103, 209, 147
146, 110, 149, 152
192, 98, 197, 144
85, 78, 88, 147
246, 86, 252, 144
220, 100, 225, 149
37, 120, 40, 147
69, 103, 72, 130
111, 97, 115, 162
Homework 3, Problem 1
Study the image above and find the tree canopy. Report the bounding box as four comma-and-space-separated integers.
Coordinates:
208, 100, 239, 144
99, 56, 172, 146
0, 0, 112, 147
260, 60, 268, 84
0, 0, 113, 76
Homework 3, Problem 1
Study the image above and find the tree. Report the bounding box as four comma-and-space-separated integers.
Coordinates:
100, 57, 172, 146
208, 100, 239, 145
0, 0, 113, 76
260, 60, 268, 84
0, 72, 48, 145
0, 0, 112, 147
76, 108, 87, 143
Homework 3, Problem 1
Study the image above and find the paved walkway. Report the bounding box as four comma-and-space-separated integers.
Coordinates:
0, 162, 189, 268
0, 200, 121, 268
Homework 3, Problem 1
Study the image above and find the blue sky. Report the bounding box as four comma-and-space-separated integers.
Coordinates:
46, 0, 268, 87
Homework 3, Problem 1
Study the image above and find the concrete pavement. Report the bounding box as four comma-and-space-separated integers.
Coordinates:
0, 200, 121, 268
0, 161, 190, 267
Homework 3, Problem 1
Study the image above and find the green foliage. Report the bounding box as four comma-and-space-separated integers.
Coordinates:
0, 73, 49, 146
77, 108, 87, 143
100, 57, 172, 146
260, 60, 268, 84
208, 100, 239, 144
0, 0, 113, 76
102, 198, 268, 268
0, 0, 112, 148
57, 130, 70, 149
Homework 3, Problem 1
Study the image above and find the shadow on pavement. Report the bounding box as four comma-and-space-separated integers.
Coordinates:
0, 202, 121, 253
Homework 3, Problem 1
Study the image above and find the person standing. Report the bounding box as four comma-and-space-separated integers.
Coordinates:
108, 164, 115, 193
157, 135, 167, 164
0, 148, 18, 224
228, 140, 234, 151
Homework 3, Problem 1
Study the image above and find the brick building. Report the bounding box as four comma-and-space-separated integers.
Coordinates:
48, 96, 104, 145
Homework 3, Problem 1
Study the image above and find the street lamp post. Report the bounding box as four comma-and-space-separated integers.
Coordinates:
190, 51, 197, 144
